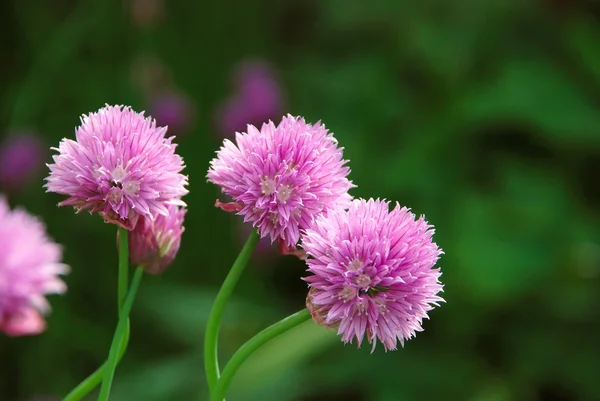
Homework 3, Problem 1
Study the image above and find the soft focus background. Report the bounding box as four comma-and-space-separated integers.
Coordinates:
2, 1, 600, 400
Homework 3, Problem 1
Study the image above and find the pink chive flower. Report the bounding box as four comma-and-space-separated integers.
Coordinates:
149, 92, 193, 136
302, 198, 444, 352
45, 105, 188, 230
0, 133, 45, 192
0, 197, 68, 336
128, 204, 186, 274
207, 115, 354, 250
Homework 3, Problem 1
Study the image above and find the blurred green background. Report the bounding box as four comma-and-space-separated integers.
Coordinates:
2, 0, 600, 400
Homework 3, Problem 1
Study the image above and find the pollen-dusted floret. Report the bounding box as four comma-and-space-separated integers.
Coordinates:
45, 104, 188, 230
302, 198, 444, 352
0, 197, 68, 336
207, 114, 355, 247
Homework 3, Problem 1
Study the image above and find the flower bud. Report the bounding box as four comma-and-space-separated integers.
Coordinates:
129, 205, 186, 274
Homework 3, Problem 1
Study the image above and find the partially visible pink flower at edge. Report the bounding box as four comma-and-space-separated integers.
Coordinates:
0, 196, 68, 336
0, 133, 45, 192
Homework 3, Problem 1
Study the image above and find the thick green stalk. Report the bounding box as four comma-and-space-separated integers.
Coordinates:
211, 309, 311, 401
204, 232, 260, 394
97, 267, 144, 401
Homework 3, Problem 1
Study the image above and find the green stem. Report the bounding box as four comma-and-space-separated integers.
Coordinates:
62, 321, 130, 401
97, 267, 144, 401
204, 232, 260, 394
210, 309, 311, 401
62, 228, 132, 401
117, 228, 129, 312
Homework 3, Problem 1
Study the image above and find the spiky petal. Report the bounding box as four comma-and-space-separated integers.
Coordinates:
0, 197, 68, 336
207, 114, 355, 247
45, 104, 188, 230
302, 198, 444, 352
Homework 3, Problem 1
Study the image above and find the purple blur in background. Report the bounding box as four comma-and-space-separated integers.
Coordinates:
149, 91, 194, 136
216, 60, 284, 136
0, 133, 45, 192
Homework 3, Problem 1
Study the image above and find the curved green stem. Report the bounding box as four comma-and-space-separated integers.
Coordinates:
62, 321, 130, 401
204, 232, 260, 394
97, 267, 144, 401
211, 309, 311, 401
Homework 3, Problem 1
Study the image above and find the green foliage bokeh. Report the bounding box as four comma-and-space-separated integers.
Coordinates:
1, 1, 600, 400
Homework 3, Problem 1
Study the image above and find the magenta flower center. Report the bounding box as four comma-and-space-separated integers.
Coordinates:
276, 184, 293, 204
124, 181, 140, 196
260, 176, 276, 195
107, 187, 123, 206
338, 286, 357, 302
355, 273, 372, 289
111, 165, 127, 182
347, 258, 363, 271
